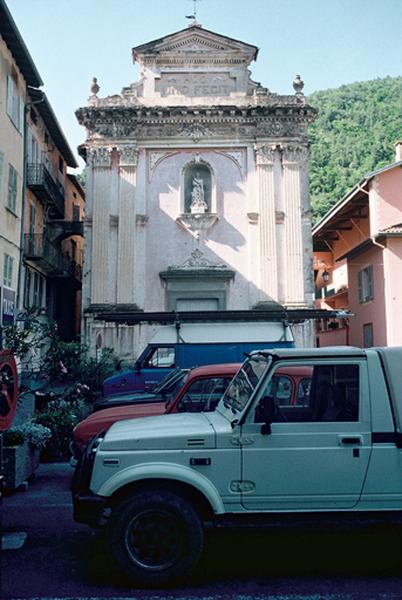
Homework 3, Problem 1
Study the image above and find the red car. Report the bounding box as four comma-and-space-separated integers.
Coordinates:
72, 363, 240, 455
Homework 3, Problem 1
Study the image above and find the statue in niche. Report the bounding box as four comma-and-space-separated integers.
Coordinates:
190, 172, 208, 214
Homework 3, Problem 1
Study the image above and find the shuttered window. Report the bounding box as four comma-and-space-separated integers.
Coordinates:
358, 265, 374, 303
3, 254, 14, 287
7, 164, 18, 213
6, 76, 24, 133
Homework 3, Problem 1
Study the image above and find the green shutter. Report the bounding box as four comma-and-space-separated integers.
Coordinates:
367, 265, 374, 300
6, 77, 13, 117
358, 269, 363, 303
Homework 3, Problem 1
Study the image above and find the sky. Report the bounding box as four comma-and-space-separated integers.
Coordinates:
6, 0, 402, 171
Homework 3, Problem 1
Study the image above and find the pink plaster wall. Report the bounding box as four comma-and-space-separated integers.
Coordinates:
144, 149, 252, 311
372, 167, 402, 233
348, 245, 386, 347
383, 238, 402, 345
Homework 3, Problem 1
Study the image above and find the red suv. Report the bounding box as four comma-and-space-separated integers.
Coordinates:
72, 363, 240, 456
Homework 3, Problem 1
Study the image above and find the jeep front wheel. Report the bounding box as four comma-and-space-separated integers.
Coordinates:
108, 490, 204, 585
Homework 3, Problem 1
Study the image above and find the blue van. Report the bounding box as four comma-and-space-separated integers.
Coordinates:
103, 321, 294, 396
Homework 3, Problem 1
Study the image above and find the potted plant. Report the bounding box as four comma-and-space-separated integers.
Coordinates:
2, 421, 52, 490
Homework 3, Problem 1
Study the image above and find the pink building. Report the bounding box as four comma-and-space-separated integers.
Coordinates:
313, 142, 402, 348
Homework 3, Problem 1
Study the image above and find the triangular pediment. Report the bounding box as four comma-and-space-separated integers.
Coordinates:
133, 24, 258, 65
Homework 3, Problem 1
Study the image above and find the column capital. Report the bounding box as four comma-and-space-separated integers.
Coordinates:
281, 144, 308, 164
87, 145, 113, 168
117, 145, 138, 167
255, 144, 277, 165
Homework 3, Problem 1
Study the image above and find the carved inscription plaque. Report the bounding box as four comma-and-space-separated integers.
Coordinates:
156, 72, 235, 97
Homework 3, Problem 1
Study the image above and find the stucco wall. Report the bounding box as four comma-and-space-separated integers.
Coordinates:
144, 148, 251, 311
348, 245, 386, 347
370, 168, 402, 235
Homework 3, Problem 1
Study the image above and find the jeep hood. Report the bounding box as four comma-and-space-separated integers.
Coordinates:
101, 412, 216, 451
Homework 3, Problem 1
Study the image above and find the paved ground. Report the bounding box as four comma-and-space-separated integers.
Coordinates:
2, 463, 402, 600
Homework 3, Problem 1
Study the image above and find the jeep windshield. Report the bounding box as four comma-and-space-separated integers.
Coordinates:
218, 354, 271, 415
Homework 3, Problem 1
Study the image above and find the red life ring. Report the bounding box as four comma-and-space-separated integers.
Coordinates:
0, 349, 18, 431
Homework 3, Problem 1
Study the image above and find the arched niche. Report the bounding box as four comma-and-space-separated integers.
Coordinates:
182, 161, 214, 214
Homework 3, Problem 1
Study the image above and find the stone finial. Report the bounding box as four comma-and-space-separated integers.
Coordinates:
293, 74, 304, 95
90, 77, 100, 96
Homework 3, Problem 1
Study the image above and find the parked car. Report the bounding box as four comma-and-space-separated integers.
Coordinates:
72, 363, 240, 456
94, 367, 189, 412
103, 321, 295, 396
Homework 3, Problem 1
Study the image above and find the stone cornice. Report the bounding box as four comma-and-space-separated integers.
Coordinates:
76, 103, 316, 142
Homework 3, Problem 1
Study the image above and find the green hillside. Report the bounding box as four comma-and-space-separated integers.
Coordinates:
308, 76, 402, 222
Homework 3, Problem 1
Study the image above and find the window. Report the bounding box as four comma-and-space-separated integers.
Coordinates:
72, 204, 81, 221
3, 254, 14, 287
7, 165, 18, 213
176, 298, 219, 311
255, 363, 359, 423
177, 376, 233, 413
28, 128, 39, 163
363, 323, 373, 348
358, 265, 373, 303
29, 203, 36, 233
6, 76, 24, 133
143, 347, 175, 368
24, 267, 45, 308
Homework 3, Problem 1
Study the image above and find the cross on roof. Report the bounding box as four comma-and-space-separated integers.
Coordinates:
186, 0, 202, 20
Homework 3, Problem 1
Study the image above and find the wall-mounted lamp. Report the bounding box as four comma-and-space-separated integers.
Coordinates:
322, 270, 330, 283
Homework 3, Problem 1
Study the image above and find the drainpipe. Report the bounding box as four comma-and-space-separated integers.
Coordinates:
16, 92, 45, 312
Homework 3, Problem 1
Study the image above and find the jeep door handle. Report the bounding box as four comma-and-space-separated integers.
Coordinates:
339, 435, 363, 446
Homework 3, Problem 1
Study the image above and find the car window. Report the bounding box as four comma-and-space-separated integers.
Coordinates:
254, 363, 359, 423
177, 376, 233, 412
143, 347, 175, 368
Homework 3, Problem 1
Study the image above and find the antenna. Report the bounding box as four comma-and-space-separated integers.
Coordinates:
185, 0, 201, 21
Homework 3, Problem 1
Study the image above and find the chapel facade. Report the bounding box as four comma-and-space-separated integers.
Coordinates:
76, 23, 317, 360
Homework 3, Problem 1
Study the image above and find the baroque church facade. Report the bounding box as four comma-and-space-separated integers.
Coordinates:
76, 23, 317, 360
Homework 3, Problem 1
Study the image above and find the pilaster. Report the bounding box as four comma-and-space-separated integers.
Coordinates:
88, 146, 113, 303
256, 144, 278, 301
281, 144, 307, 306
117, 145, 138, 304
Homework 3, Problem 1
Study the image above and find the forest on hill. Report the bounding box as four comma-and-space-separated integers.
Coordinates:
308, 76, 402, 223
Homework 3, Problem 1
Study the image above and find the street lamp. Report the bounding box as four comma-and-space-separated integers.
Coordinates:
322, 270, 330, 284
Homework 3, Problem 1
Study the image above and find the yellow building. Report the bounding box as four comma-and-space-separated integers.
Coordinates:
0, 0, 42, 328
0, 0, 84, 341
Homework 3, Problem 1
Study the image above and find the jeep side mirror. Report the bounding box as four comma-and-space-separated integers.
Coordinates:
135, 361, 142, 373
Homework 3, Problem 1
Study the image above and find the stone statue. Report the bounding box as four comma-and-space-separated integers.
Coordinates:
190, 172, 208, 213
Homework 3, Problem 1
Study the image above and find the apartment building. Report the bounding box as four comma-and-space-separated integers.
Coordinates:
0, 0, 84, 341
0, 0, 42, 330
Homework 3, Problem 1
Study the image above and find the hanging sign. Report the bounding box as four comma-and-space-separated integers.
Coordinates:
2, 287, 15, 325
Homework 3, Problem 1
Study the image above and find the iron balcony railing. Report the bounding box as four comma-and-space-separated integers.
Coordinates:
27, 163, 65, 218
62, 253, 82, 283
24, 233, 62, 272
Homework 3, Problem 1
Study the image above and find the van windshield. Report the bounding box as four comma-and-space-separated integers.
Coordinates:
219, 355, 270, 415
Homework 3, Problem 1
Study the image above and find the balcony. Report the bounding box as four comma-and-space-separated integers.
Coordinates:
59, 253, 82, 286
27, 163, 65, 218
24, 233, 63, 274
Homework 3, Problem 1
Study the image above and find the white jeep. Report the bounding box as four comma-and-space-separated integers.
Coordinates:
73, 347, 402, 584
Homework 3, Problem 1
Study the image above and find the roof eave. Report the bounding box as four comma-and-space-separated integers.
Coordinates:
0, 0, 43, 88
29, 87, 77, 168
